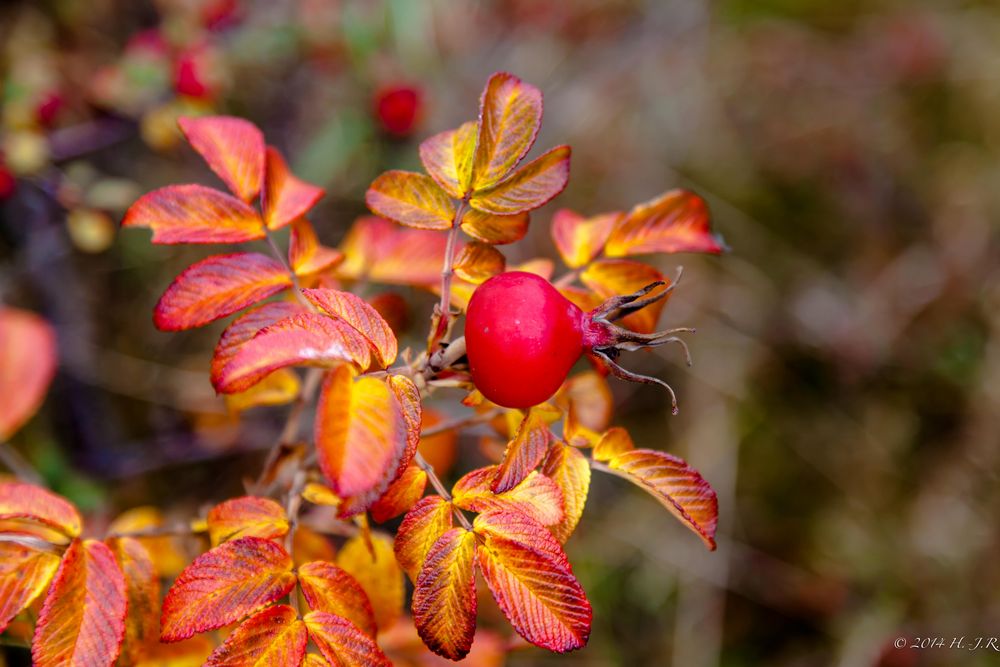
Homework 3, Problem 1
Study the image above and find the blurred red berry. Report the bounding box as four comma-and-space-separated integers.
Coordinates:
0, 164, 16, 200
174, 53, 211, 99
203, 0, 241, 30
36, 92, 64, 127
374, 85, 422, 137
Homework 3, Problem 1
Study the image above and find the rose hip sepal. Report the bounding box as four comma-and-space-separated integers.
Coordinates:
465, 271, 692, 411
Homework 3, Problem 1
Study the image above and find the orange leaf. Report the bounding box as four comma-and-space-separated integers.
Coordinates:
178, 116, 265, 202
394, 495, 454, 583
419, 121, 477, 198
204, 604, 306, 666
541, 443, 591, 543
474, 509, 591, 653
302, 288, 397, 367
108, 537, 160, 665
303, 611, 392, 667
153, 253, 292, 331
471, 73, 542, 189
0, 542, 60, 634
492, 409, 551, 494
122, 184, 265, 244
556, 370, 614, 435
0, 481, 81, 542
370, 464, 427, 523
606, 449, 718, 550
108, 507, 187, 578
551, 209, 620, 269
315, 367, 406, 504
413, 528, 478, 661
453, 466, 564, 527
302, 654, 327, 667
470, 146, 570, 215
0, 308, 56, 439
215, 312, 372, 394
206, 496, 289, 547
33, 539, 128, 666
453, 242, 506, 284
224, 368, 300, 413
337, 217, 447, 288
460, 208, 529, 245
298, 561, 377, 638
605, 189, 724, 257
336, 534, 404, 632
161, 536, 296, 642
288, 219, 343, 276
210, 301, 305, 388
593, 427, 634, 462
263, 146, 324, 230
580, 259, 670, 334
365, 171, 455, 231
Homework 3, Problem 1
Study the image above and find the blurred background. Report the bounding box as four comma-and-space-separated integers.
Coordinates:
2, 0, 999, 665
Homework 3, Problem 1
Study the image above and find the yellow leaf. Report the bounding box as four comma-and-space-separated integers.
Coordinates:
336, 533, 404, 632
492, 409, 552, 494
419, 121, 477, 198
470, 146, 570, 215
365, 171, 456, 231
453, 242, 506, 284
394, 495, 454, 582
471, 73, 543, 189
0, 542, 60, 634
224, 368, 300, 413
413, 528, 478, 660
204, 605, 306, 666
551, 209, 621, 269
541, 443, 591, 543
453, 466, 564, 527
460, 209, 529, 245
298, 560, 377, 638
206, 496, 289, 547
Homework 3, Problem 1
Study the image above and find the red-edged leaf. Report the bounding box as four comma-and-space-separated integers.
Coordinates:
474, 509, 591, 652
419, 121, 477, 198
178, 116, 265, 202
365, 171, 455, 231
413, 528, 478, 661
216, 312, 373, 394
304, 611, 392, 667
0, 481, 82, 543
394, 495, 454, 582
551, 209, 620, 269
288, 219, 343, 276
605, 189, 724, 256
542, 443, 591, 543
302, 288, 397, 367
336, 534, 404, 632
263, 146, 324, 230
0, 308, 57, 440
33, 539, 128, 667
469, 146, 570, 215
0, 542, 60, 634
122, 184, 265, 244
453, 241, 506, 284
460, 209, 529, 245
315, 366, 406, 503
337, 216, 448, 288
206, 496, 289, 547
161, 537, 296, 642
210, 301, 305, 387
205, 604, 306, 667
153, 253, 292, 331
492, 409, 551, 494
593, 427, 634, 462
472, 72, 543, 189
108, 537, 160, 665
370, 464, 427, 523
298, 560, 377, 638
453, 466, 564, 526
605, 449, 718, 550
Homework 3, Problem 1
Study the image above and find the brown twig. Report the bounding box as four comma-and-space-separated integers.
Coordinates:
0, 443, 44, 486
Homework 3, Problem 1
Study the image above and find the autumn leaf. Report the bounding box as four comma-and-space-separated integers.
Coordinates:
605, 189, 724, 257
215, 312, 373, 394
471, 72, 543, 189
453, 466, 564, 527
108, 507, 187, 578
413, 528, 478, 661
0, 481, 82, 543
288, 219, 342, 276
153, 253, 292, 331
580, 259, 670, 334
297, 560, 377, 638
453, 242, 506, 284
593, 427, 634, 462
178, 116, 265, 202
224, 369, 300, 413
0, 542, 60, 634
122, 184, 265, 244
0, 308, 57, 439
551, 209, 621, 268
303, 611, 392, 667
366, 171, 456, 231
108, 537, 160, 665
394, 495, 454, 582
204, 605, 306, 667
474, 509, 591, 653
160, 536, 296, 642
605, 448, 718, 550
206, 496, 289, 547
419, 121, 477, 198
262, 146, 325, 230
33, 539, 128, 667
210, 301, 305, 389
336, 534, 404, 632
370, 464, 427, 523
556, 371, 614, 435
542, 443, 591, 543
492, 409, 552, 494
470, 146, 570, 215
303, 288, 397, 367
337, 216, 448, 288
460, 208, 530, 245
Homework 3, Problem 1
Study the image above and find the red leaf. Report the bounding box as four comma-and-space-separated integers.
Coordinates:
370, 464, 427, 524
0, 308, 57, 439
304, 611, 392, 667
33, 539, 128, 667
161, 537, 296, 642
210, 301, 305, 389
205, 605, 307, 667
302, 288, 398, 367
297, 560, 377, 638
178, 116, 265, 202
263, 146, 324, 230
492, 409, 552, 494
413, 528, 478, 660
0, 481, 81, 543
394, 495, 454, 583
605, 189, 724, 256
122, 184, 265, 244
154, 253, 292, 331
288, 219, 343, 276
